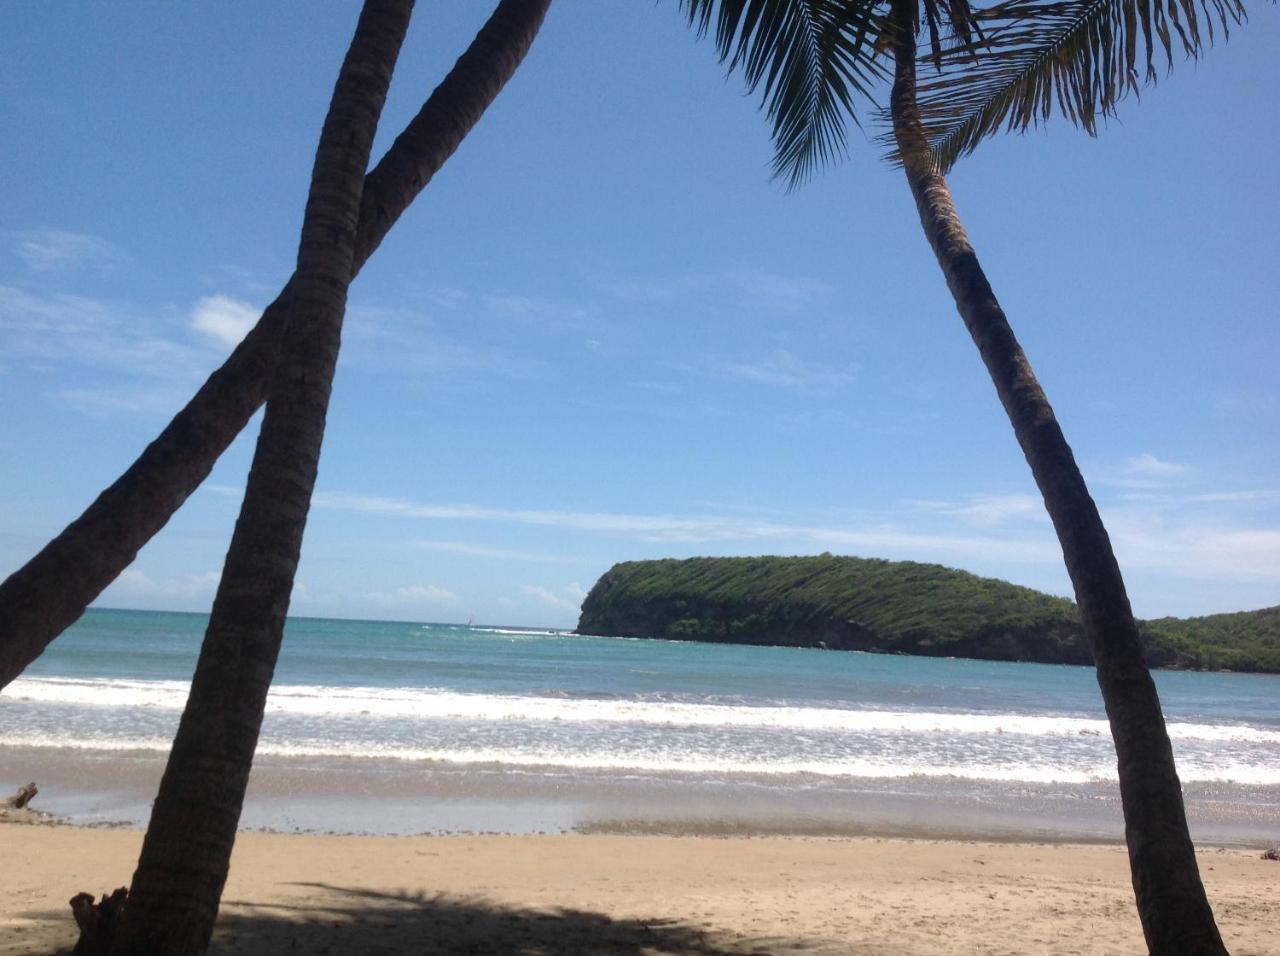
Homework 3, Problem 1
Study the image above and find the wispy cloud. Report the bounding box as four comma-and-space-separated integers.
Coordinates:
190, 294, 260, 348
1118, 489, 1280, 506
314, 491, 733, 539
519, 583, 586, 614
479, 292, 599, 334
310, 484, 1280, 598
911, 494, 1046, 528
773, 407, 862, 432
203, 483, 245, 499
1103, 512, 1280, 585
53, 386, 175, 417
310, 489, 1063, 564
681, 348, 855, 393
1209, 387, 1280, 417
1093, 452, 1192, 491
395, 583, 458, 604
341, 304, 547, 383
413, 539, 574, 563
13, 228, 130, 274
1124, 453, 1186, 478
0, 284, 208, 386
100, 568, 221, 605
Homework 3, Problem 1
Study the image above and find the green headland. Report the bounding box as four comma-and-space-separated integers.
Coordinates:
576, 555, 1280, 672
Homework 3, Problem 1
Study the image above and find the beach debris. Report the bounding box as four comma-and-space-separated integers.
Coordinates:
4, 781, 38, 809
1263, 847, 1279, 861
70, 887, 128, 956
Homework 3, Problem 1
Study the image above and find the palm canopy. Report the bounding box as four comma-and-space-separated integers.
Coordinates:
681, 0, 1248, 178
681, 0, 888, 186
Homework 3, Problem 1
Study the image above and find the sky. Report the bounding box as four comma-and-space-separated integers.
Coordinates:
1, 3, 1277, 629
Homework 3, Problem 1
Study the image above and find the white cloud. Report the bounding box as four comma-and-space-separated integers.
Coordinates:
310, 485, 1280, 603
413, 539, 572, 563
395, 584, 458, 604
101, 568, 221, 604
1104, 513, 1280, 585
520, 583, 585, 614
912, 494, 1045, 528
0, 284, 211, 413
1118, 489, 1280, 506
189, 294, 260, 348
14, 229, 129, 274
1125, 453, 1186, 478
310, 489, 1064, 563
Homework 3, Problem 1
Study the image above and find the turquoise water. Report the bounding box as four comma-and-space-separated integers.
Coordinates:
3, 608, 1277, 838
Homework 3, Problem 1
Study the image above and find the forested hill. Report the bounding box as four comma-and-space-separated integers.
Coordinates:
575, 556, 1280, 673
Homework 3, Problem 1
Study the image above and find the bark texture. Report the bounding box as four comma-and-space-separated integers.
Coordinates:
886, 2, 1226, 952
107, 4, 412, 953
0, 0, 553, 691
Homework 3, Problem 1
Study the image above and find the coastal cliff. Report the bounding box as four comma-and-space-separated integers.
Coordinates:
576, 556, 1280, 672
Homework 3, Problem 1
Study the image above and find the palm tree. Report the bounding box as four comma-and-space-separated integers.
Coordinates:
0, 0, 553, 692
680, 0, 1244, 951
100, 3, 414, 952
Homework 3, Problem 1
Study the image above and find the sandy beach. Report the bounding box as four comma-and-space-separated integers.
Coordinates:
3, 821, 1277, 956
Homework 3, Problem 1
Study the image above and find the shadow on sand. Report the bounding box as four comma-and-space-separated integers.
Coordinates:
201, 882, 812, 955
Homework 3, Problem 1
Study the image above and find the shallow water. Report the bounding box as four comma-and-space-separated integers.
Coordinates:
3, 608, 1277, 841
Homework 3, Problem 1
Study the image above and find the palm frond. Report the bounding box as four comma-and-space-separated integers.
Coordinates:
898, 0, 1247, 172
681, 0, 887, 188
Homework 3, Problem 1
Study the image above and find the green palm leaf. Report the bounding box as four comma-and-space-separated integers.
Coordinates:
906, 0, 1247, 172
681, 0, 887, 188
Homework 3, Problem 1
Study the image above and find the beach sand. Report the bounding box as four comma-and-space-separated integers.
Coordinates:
2, 821, 1276, 955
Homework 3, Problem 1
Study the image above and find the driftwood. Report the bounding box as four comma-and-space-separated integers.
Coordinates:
71, 888, 129, 956
4, 781, 37, 809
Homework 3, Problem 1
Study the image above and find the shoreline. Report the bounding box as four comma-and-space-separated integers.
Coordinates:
5, 822, 1278, 956
5, 745, 1278, 848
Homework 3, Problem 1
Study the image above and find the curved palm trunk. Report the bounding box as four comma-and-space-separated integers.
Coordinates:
106, 3, 413, 953
885, 3, 1226, 952
0, 0, 553, 691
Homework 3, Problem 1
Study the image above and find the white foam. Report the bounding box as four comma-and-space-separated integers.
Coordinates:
475, 627, 566, 637
4, 677, 193, 710
0, 731, 1101, 782
7, 730, 1278, 786
7, 677, 1278, 745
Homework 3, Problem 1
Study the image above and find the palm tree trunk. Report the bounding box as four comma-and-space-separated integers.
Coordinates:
104, 3, 413, 953
0, 0, 553, 691
886, 1, 1226, 952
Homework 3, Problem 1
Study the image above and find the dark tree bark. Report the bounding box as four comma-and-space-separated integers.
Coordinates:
105, 3, 413, 953
886, 1, 1226, 952
0, 0, 554, 691
71, 889, 128, 956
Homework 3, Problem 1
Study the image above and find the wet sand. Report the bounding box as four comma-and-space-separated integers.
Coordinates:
5, 745, 1277, 846
3, 822, 1277, 955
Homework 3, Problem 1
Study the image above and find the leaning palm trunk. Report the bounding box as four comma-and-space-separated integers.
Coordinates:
886, 2, 1225, 952
104, 4, 413, 954
0, 0, 552, 691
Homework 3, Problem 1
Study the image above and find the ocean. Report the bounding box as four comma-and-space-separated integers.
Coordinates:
2, 608, 1277, 843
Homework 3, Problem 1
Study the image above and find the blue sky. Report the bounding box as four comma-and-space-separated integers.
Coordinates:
2, 3, 1277, 628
